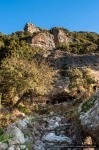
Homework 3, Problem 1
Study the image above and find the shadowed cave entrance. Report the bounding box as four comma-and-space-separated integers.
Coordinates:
47, 92, 75, 104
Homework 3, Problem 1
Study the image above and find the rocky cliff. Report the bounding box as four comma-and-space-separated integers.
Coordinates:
24, 23, 98, 53
23, 23, 99, 96
24, 23, 40, 34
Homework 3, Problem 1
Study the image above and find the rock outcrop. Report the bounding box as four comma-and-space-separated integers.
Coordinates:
79, 92, 99, 144
51, 27, 71, 47
24, 23, 72, 50
24, 23, 40, 34
28, 32, 55, 50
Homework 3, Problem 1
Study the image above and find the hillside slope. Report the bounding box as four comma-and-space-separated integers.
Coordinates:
0, 23, 99, 149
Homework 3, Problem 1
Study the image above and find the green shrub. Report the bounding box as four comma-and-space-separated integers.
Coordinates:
66, 67, 96, 97
80, 93, 98, 113
0, 32, 43, 61
58, 31, 99, 54
0, 56, 56, 106
58, 43, 69, 52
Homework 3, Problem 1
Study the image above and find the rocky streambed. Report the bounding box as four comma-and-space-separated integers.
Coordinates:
0, 113, 80, 150
1, 99, 98, 150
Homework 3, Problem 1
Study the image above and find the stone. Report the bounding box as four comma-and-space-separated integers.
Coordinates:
42, 132, 71, 144
34, 140, 45, 150
56, 116, 61, 122
24, 23, 40, 34
51, 27, 70, 47
28, 32, 55, 50
79, 92, 99, 143
0, 142, 8, 150
8, 138, 20, 146
47, 118, 61, 130
5, 126, 25, 144
8, 145, 20, 150
16, 118, 30, 132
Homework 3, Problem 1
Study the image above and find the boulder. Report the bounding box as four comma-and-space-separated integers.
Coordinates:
28, 32, 55, 50
34, 140, 45, 150
4, 125, 25, 144
42, 132, 71, 144
51, 28, 70, 47
79, 92, 99, 143
24, 23, 40, 34
16, 118, 30, 132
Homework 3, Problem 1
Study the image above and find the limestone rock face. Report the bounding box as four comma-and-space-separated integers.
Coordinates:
28, 32, 55, 50
51, 28, 70, 47
79, 92, 99, 143
24, 23, 40, 34
5, 125, 25, 144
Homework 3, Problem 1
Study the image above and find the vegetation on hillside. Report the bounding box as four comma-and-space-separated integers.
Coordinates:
58, 31, 99, 54
0, 28, 98, 128
0, 32, 56, 108
63, 67, 97, 100
0, 30, 98, 107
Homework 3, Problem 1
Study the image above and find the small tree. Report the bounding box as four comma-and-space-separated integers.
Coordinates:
0, 56, 55, 106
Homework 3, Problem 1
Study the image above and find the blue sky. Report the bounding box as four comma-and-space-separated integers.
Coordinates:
0, 0, 99, 34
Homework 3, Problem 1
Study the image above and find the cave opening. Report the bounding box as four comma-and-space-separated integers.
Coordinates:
47, 92, 75, 104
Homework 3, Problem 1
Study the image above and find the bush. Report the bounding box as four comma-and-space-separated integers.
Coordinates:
58, 42, 69, 52
0, 56, 56, 106
59, 31, 98, 54
66, 67, 96, 97
0, 32, 55, 107
0, 33, 43, 61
